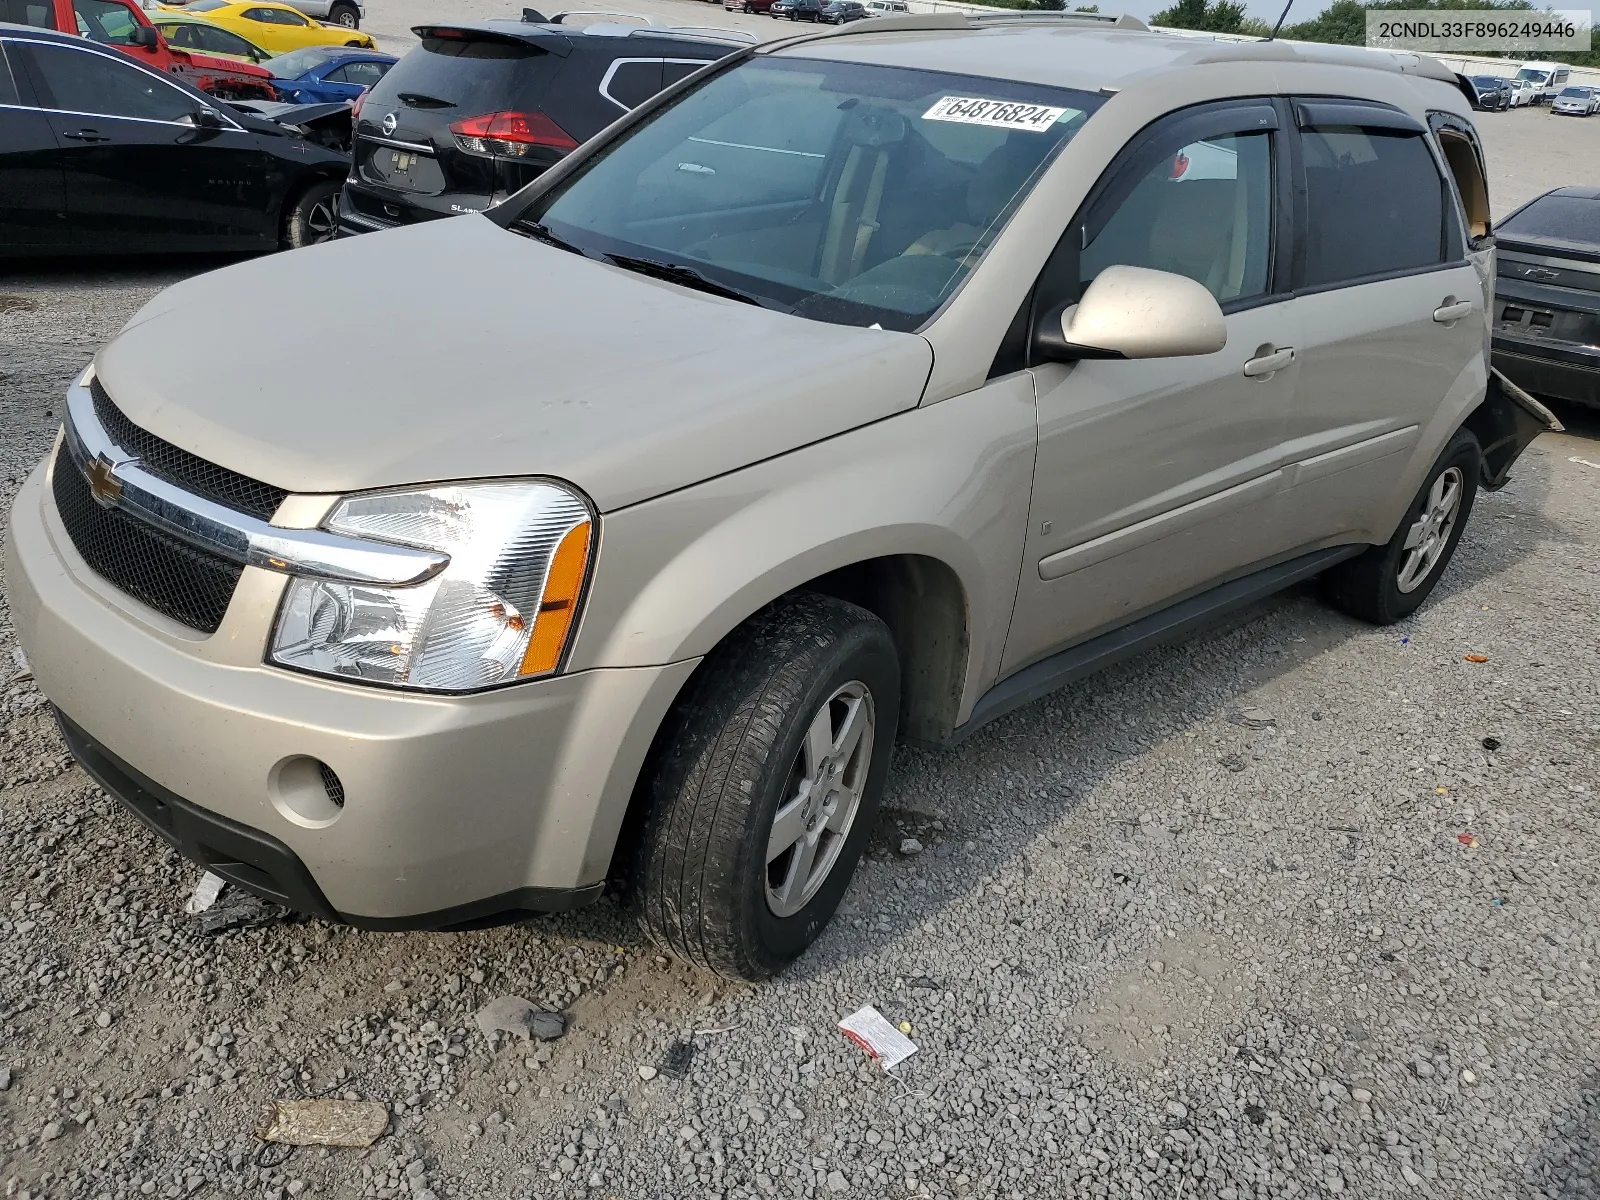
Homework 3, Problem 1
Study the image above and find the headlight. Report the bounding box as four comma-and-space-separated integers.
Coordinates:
269, 481, 592, 692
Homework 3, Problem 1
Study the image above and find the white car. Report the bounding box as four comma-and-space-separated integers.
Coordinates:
1552, 86, 1600, 116
1507, 78, 1536, 107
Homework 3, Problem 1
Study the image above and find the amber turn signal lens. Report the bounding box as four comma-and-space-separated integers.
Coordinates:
520, 519, 591, 676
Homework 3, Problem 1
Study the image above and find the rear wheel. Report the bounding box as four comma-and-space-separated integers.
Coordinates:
329, 1, 359, 26
1320, 428, 1480, 625
634, 593, 899, 981
281, 178, 340, 250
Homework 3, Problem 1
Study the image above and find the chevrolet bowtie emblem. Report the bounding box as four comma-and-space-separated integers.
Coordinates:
85, 455, 124, 507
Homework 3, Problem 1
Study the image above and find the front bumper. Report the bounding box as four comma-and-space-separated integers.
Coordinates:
7, 456, 697, 924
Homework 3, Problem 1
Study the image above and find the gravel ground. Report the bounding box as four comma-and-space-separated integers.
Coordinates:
2, 23, 1600, 1199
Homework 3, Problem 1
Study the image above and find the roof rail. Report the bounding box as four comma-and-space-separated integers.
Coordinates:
642, 24, 759, 43
966, 9, 1148, 28
547, 9, 655, 24
767, 9, 1149, 45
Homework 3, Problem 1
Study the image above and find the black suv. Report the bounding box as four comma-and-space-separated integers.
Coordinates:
338, 16, 746, 235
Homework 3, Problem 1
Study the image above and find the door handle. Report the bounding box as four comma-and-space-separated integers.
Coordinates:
61, 129, 111, 143
1243, 346, 1295, 378
1433, 300, 1474, 323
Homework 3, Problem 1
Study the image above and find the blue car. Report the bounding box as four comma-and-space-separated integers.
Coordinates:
267, 45, 397, 104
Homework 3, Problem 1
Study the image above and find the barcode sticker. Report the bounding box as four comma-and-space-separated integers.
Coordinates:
922, 96, 1070, 132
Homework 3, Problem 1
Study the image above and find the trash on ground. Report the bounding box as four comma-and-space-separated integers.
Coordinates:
1569, 455, 1600, 469
907, 976, 941, 990
196, 889, 286, 935
1435, 786, 1449, 794
1457, 833, 1480, 849
658, 1040, 695, 1080
1464, 653, 1489, 663
1231, 706, 1275, 729
1482, 736, 1501, 751
257, 1098, 388, 1147
838, 1005, 918, 1071
184, 871, 226, 915
474, 996, 566, 1045
10, 646, 30, 681
898, 837, 924, 856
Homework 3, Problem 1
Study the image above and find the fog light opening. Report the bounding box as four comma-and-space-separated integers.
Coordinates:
269, 756, 346, 829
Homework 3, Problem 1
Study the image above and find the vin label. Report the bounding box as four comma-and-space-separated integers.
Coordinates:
1366, 10, 1591, 51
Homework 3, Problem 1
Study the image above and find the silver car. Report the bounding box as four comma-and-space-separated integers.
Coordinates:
7, 12, 1556, 979
1552, 86, 1599, 116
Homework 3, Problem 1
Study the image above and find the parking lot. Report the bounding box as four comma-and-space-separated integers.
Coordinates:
2, 9, 1600, 1200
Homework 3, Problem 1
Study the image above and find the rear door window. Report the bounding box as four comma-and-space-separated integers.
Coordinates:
1298, 122, 1445, 289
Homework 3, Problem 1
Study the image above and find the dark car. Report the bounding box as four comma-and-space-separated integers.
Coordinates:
819, 0, 867, 22
0, 24, 351, 256
1468, 75, 1511, 112
337, 16, 745, 235
267, 44, 395, 104
770, 0, 823, 19
1492, 186, 1600, 409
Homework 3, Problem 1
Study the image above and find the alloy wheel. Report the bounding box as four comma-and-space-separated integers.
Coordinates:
764, 681, 874, 918
1397, 466, 1464, 593
305, 197, 337, 244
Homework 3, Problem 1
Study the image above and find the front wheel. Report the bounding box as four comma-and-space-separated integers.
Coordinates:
633, 593, 900, 981
1320, 428, 1480, 625
282, 178, 340, 250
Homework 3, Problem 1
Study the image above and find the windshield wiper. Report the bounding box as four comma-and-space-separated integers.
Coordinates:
515, 222, 588, 256
396, 91, 454, 108
604, 254, 769, 308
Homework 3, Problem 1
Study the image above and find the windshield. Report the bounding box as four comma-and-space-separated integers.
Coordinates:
1559, 87, 1589, 97
1515, 68, 1551, 83
511, 56, 1101, 331
268, 45, 339, 75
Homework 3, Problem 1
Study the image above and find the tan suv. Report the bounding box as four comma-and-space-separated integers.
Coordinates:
7, 12, 1557, 980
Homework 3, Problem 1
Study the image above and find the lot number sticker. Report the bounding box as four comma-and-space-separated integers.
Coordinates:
922, 96, 1069, 131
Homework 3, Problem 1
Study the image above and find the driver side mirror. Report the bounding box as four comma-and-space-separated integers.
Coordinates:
187, 107, 226, 129
130, 24, 160, 48
1034, 264, 1227, 363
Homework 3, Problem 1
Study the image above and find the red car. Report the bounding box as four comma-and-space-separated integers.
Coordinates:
10, 0, 277, 98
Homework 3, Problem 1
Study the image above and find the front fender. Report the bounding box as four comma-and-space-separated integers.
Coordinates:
569, 374, 1039, 724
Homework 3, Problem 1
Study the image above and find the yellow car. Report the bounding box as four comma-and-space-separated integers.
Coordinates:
150, 13, 275, 65
160, 0, 376, 53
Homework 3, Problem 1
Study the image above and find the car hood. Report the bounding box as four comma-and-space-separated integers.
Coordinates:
95, 216, 934, 512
